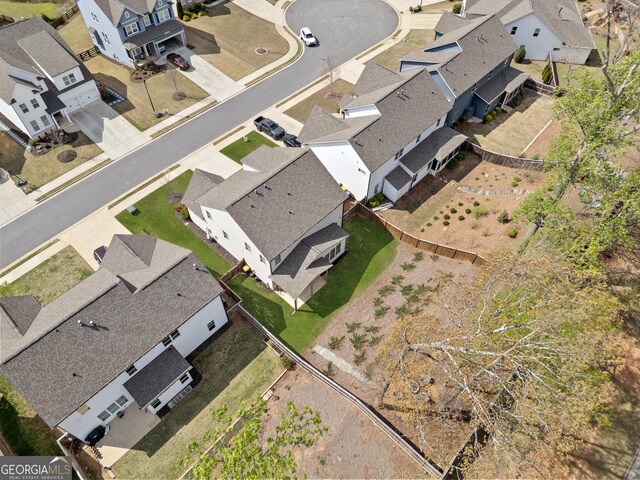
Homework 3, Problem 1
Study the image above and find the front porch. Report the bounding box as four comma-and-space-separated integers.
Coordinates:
124, 22, 186, 67
95, 402, 160, 468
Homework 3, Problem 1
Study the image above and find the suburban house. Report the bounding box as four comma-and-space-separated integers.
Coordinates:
77, 0, 186, 67
461, 0, 595, 64
0, 18, 100, 139
183, 147, 348, 309
400, 14, 529, 125
0, 235, 229, 444
297, 62, 465, 203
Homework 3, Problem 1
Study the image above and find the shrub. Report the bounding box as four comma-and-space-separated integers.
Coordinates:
368, 335, 383, 346
497, 211, 510, 224
465, 208, 472, 214
328, 336, 345, 350
395, 304, 409, 317
484, 114, 493, 122
458, 202, 464, 207
400, 284, 413, 296
177, 0, 185, 18
511, 179, 519, 187
373, 297, 383, 307
514, 175, 521, 182
514, 45, 526, 63
391, 275, 404, 285
491, 110, 497, 116
353, 352, 366, 366
507, 227, 519, 238
364, 325, 381, 334
183, 14, 191, 21
280, 356, 294, 370
433, 215, 439, 220
345, 321, 361, 333
473, 201, 480, 207
443, 220, 450, 226
458, 215, 465, 221
495, 107, 502, 114
350, 332, 367, 351
190, 12, 197, 19
401, 262, 416, 272
180, 207, 190, 220
374, 305, 390, 318
197, 11, 204, 16
450, 208, 457, 214
471, 205, 488, 218
452, 2, 462, 13
323, 362, 334, 377
426, 223, 432, 227
444, 214, 451, 220
378, 284, 394, 297
542, 64, 552, 85
430, 254, 439, 261
413, 251, 424, 262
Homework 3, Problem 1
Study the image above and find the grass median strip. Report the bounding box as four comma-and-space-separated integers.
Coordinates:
213, 126, 245, 146
150, 100, 218, 139
108, 164, 181, 210
35, 159, 113, 203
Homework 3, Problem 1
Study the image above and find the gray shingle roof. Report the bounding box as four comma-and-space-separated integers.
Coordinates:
474, 66, 528, 103
0, 235, 224, 428
0, 18, 94, 103
465, 0, 594, 49
94, 0, 157, 25
270, 224, 348, 299
400, 126, 467, 174
434, 11, 470, 34
420, 15, 518, 97
122, 20, 183, 48
385, 166, 412, 190
0, 296, 41, 336
183, 169, 223, 218
123, 346, 191, 407
297, 107, 376, 145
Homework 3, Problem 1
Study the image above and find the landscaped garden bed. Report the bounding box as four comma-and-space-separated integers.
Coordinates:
379, 155, 546, 257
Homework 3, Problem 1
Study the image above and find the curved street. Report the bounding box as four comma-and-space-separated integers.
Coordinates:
0, 0, 397, 269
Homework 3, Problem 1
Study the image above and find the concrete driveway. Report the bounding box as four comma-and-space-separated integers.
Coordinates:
70, 101, 150, 159
156, 47, 243, 100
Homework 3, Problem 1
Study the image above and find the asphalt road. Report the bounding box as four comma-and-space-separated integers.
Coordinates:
0, 0, 397, 269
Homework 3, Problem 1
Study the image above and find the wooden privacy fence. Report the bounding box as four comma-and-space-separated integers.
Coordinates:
463, 141, 545, 171
349, 203, 487, 266
77, 46, 99, 61
48, 3, 79, 27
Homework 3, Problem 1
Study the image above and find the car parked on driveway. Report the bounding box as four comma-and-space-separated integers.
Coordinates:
283, 134, 301, 147
254, 115, 285, 140
167, 53, 190, 70
299, 27, 317, 46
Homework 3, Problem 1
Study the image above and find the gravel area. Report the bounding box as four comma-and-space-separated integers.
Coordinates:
263, 368, 426, 479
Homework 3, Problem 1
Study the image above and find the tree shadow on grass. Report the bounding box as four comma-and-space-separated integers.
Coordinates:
0, 396, 59, 456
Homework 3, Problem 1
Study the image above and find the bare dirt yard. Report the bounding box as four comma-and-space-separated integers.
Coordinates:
305, 242, 478, 467
524, 119, 562, 158
379, 155, 546, 257
264, 367, 426, 479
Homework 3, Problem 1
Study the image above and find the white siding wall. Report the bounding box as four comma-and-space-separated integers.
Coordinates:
198, 207, 274, 287
59, 80, 101, 114
3, 84, 53, 137
147, 372, 192, 414
367, 114, 447, 199
47, 66, 85, 92
58, 296, 228, 440
507, 14, 563, 61
342, 104, 380, 118
0, 101, 28, 135
78, 0, 132, 66
308, 142, 370, 200
270, 204, 343, 273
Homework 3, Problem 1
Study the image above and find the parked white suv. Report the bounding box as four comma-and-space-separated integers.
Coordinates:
299, 27, 317, 46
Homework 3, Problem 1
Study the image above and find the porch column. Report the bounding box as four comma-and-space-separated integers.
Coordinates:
142, 43, 150, 57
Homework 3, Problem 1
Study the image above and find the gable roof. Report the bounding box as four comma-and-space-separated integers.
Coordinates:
0, 296, 41, 337
194, 147, 347, 261
0, 18, 91, 103
406, 14, 518, 97
465, 0, 594, 49
0, 235, 224, 428
301, 64, 452, 173
434, 11, 471, 35
297, 106, 376, 144
93, 0, 158, 25
182, 169, 223, 218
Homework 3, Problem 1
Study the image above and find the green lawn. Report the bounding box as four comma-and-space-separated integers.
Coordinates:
113, 318, 282, 480
284, 79, 354, 124
229, 216, 398, 352
0, 245, 92, 457
0, 0, 58, 19
116, 170, 231, 277
220, 131, 276, 163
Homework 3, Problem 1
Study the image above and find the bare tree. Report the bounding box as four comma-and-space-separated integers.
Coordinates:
322, 55, 341, 98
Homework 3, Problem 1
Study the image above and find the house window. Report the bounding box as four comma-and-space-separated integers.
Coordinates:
125, 365, 137, 376
97, 410, 110, 421
157, 8, 170, 22
207, 320, 216, 331
91, 12, 99, 22
124, 11, 130, 18
106, 402, 120, 414
222, 230, 228, 239
41, 116, 51, 127
510, 26, 517, 35
116, 395, 128, 406
259, 254, 265, 264
206, 211, 212, 220
415, 133, 421, 143
143, 14, 151, 26
245, 242, 251, 252
19, 103, 28, 113
394, 148, 404, 160
274, 254, 281, 265
30, 120, 39, 131
335, 242, 341, 255
162, 336, 172, 346
30, 98, 40, 109
329, 248, 335, 261
533, 28, 541, 37
151, 399, 162, 409
124, 22, 139, 37
62, 73, 77, 87
169, 329, 180, 340
179, 374, 189, 384
102, 32, 110, 45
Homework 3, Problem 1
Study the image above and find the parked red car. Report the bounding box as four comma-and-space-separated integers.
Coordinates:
167, 53, 190, 70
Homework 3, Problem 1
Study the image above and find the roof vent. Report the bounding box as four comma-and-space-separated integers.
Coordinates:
77, 320, 86, 327
288, 210, 294, 215
89, 321, 96, 327
193, 263, 197, 270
